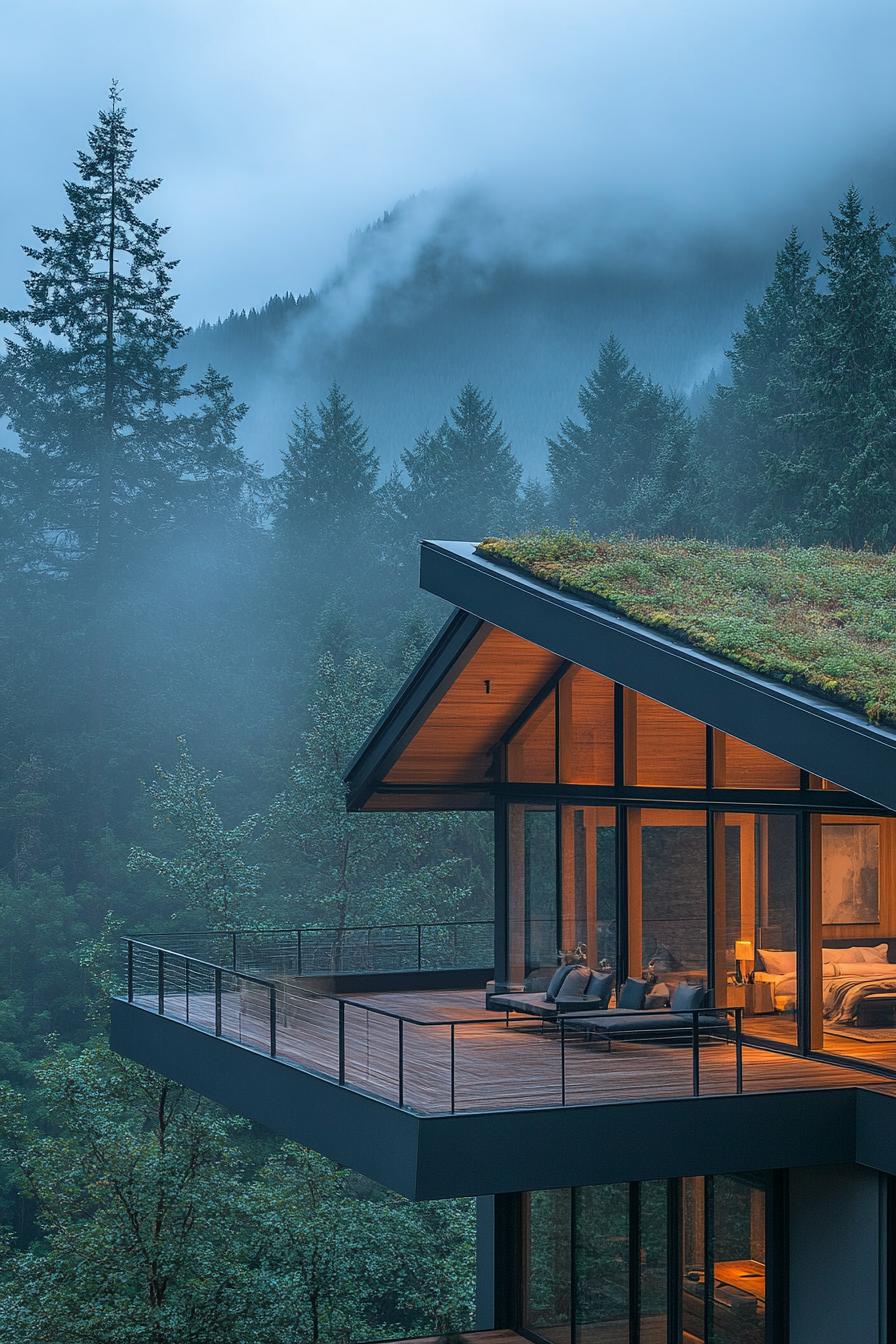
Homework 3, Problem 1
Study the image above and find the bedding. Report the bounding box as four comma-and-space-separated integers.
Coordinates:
756, 959, 896, 1023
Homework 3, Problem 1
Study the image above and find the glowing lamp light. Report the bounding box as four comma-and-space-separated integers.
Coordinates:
735, 939, 754, 984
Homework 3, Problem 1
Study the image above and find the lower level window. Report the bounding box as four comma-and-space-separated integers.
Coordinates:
523, 1173, 773, 1344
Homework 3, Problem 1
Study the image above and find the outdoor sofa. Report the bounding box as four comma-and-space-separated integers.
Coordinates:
486, 962, 615, 1019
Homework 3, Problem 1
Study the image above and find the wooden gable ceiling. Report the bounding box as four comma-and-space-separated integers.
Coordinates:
382, 624, 562, 788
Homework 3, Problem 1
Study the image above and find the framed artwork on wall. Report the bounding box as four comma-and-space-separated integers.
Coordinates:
821, 823, 880, 924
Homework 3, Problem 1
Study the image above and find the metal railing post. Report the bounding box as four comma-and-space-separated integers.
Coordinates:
398, 1018, 404, 1107
157, 949, 165, 1015
338, 1000, 346, 1084
417, 924, 422, 970
692, 1012, 700, 1096
561, 1017, 567, 1105
296, 928, 303, 976
231, 931, 237, 970
734, 1008, 743, 1094
450, 1022, 456, 1113
214, 968, 222, 1036
185, 958, 190, 1022
270, 985, 277, 1057
127, 940, 134, 1002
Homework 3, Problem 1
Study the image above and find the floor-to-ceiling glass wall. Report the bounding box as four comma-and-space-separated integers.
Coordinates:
525, 1187, 572, 1344
506, 803, 557, 989
812, 812, 896, 1066
715, 814, 800, 1048
522, 1174, 773, 1344
574, 1184, 629, 1342
629, 810, 708, 992
561, 806, 617, 976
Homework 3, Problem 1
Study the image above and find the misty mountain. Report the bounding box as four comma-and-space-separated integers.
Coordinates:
179, 183, 886, 478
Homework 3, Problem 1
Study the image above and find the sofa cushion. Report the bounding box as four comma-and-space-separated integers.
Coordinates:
645, 981, 671, 1009
545, 963, 575, 1002
586, 970, 614, 1006
555, 964, 593, 1000
618, 977, 648, 1009
671, 982, 705, 1011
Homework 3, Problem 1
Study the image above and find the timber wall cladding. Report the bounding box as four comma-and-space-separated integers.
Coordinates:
385, 626, 561, 785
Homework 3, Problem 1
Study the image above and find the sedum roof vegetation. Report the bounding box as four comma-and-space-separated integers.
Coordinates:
475, 533, 896, 728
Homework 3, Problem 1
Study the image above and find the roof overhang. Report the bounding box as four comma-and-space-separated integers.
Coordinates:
415, 541, 896, 813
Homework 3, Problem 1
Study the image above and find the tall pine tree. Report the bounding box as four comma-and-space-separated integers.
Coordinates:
548, 336, 692, 534
276, 384, 378, 532
400, 384, 521, 539
795, 188, 896, 546
0, 84, 252, 577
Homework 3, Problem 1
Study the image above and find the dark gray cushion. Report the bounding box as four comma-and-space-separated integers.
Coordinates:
586, 970, 614, 1005
555, 964, 593, 1000
618, 977, 648, 1009
545, 963, 575, 1002
671, 982, 705, 1011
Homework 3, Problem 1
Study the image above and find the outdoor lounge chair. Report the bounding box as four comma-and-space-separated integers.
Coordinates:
566, 982, 728, 1050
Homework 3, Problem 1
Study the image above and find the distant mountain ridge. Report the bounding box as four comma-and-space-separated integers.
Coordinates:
180, 181, 893, 476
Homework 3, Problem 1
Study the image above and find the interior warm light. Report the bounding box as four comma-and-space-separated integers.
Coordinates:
735, 939, 754, 984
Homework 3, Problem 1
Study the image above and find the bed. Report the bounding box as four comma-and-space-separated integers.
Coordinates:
754, 942, 896, 1025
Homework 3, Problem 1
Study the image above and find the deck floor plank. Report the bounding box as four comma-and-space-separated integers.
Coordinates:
135, 987, 896, 1114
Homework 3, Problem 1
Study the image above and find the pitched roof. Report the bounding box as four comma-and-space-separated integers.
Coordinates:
477, 534, 896, 728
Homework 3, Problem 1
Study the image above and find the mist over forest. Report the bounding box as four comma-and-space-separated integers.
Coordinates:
183, 158, 896, 475
2, 10, 896, 1335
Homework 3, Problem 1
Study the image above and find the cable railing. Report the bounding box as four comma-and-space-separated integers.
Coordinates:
149, 919, 494, 977
124, 937, 746, 1114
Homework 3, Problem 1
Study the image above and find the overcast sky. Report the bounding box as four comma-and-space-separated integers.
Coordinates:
3, 0, 896, 325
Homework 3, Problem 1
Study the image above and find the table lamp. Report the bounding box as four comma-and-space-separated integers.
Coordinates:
734, 939, 754, 985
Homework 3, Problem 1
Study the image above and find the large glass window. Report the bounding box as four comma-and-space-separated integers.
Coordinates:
716, 813, 799, 1047
525, 1188, 572, 1344
630, 809, 708, 989
524, 1175, 773, 1344
560, 806, 617, 973
813, 813, 896, 1067
506, 803, 557, 988
574, 1185, 629, 1341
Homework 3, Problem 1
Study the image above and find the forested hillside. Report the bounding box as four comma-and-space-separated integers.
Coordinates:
1, 86, 896, 1341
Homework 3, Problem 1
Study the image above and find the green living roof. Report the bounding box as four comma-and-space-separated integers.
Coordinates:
475, 533, 896, 729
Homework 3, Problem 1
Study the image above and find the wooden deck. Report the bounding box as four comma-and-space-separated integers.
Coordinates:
138, 984, 896, 1115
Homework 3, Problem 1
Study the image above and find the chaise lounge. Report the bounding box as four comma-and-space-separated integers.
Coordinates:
567, 980, 729, 1051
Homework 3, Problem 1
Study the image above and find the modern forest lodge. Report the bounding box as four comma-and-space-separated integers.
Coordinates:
112, 536, 896, 1344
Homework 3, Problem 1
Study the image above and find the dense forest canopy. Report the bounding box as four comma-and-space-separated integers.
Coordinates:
1, 86, 895, 1340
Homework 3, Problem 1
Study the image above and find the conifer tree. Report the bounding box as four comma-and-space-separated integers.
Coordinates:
697, 227, 816, 538
400, 384, 521, 539
0, 84, 251, 576
795, 188, 896, 545
548, 336, 692, 533
276, 384, 378, 532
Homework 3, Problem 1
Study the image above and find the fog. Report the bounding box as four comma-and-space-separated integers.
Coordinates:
2, 0, 896, 327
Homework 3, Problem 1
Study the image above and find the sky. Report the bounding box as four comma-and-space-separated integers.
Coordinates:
2, 1, 896, 326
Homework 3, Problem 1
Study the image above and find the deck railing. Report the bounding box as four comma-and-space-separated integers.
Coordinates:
145, 918, 494, 977
124, 937, 745, 1114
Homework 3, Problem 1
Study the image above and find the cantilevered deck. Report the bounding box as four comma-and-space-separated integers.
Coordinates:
124, 983, 889, 1115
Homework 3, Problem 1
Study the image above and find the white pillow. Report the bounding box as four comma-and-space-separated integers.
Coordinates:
756, 948, 796, 976
824, 944, 889, 963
